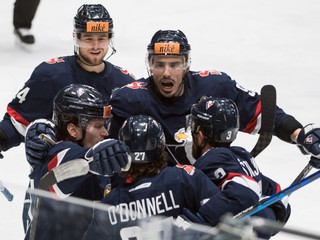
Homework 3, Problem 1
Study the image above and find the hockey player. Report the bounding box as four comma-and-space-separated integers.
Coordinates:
23, 29, 320, 172
108, 29, 320, 168
24, 84, 131, 239
82, 115, 221, 239
185, 96, 290, 239
13, 0, 40, 45
0, 4, 136, 161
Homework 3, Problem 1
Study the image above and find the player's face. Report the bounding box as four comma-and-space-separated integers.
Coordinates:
150, 55, 188, 98
81, 118, 109, 147
77, 33, 109, 68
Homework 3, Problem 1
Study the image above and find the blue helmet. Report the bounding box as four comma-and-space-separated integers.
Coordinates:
188, 97, 239, 143
119, 115, 165, 163
74, 4, 113, 37
147, 30, 191, 66
52, 84, 111, 130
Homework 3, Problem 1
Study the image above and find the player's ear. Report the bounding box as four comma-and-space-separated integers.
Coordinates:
67, 123, 80, 139
197, 130, 207, 149
198, 130, 205, 141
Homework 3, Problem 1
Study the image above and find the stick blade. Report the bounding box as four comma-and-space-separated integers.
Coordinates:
250, 85, 277, 157
39, 159, 89, 190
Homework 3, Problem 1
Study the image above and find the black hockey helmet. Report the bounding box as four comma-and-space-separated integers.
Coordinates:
52, 84, 112, 130
74, 4, 113, 38
118, 115, 165, 163
147, 30, 191, 66
187, 96, 239, 143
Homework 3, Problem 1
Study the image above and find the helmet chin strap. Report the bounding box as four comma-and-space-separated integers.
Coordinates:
75, 42, 117, 66
105, 44, 116, 61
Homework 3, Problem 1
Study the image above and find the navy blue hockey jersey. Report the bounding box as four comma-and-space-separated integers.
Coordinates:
109, 70, 291, 164
0, 55, 135, 150
25, 141, 109, 240
30, 141, 106, 199
83, 164, 219, 239
195, 146, 282, 226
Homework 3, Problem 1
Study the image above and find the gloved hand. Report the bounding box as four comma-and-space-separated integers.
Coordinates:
296, 124, 320, 159
253, 196, 291, 237
25, 119, 56, 165
309, 156, 320, 169
268, 196, 291, 224
85, 139, 131, 176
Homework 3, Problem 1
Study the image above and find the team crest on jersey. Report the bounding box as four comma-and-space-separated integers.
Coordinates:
125, 81, 148, 90
174, 128, 189, 143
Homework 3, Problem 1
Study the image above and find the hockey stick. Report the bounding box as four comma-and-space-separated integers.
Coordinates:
37, 133, 91, 190
37, 133, 105, 190
29, 134, 90, 240
234, 166, 320, 220
250, 85, 277, 158
291, 162, 313, 185
0, 180, 13, 201
38, 159, 89, 190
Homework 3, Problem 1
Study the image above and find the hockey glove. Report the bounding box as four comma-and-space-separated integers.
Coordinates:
296, 124, 320, 161
268, 196, 291, 224
25, 119, 56, 166
85, 139, 131, 177
309, 156, 320, 169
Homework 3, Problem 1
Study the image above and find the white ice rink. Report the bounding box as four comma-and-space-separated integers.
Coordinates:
0, 0, 320, 239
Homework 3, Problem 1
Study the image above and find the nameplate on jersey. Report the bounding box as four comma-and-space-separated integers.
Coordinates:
154, 43, 180, 55
86, 22, 109, 33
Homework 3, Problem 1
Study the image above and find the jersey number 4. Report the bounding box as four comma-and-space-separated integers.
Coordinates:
16, 87, 30, 104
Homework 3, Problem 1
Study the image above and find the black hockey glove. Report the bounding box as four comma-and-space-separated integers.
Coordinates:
268, 196, 291, 224
0, 128, 7, 159
296, 124, 320, 166
85, 139, 131, 177
25, 119, 56, 166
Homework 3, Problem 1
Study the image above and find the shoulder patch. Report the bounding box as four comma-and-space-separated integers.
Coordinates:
124, 81, 148, 90
197, 70, 222, 77
176, 164, 195, 175
115, 65, 136, 79
46, 57, 65, 65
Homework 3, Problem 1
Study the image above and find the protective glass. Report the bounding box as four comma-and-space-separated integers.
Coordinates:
78, 105, 112, 131
185, 114, 196, 133
74, 33, 110, 49
150, 61, 186, 72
